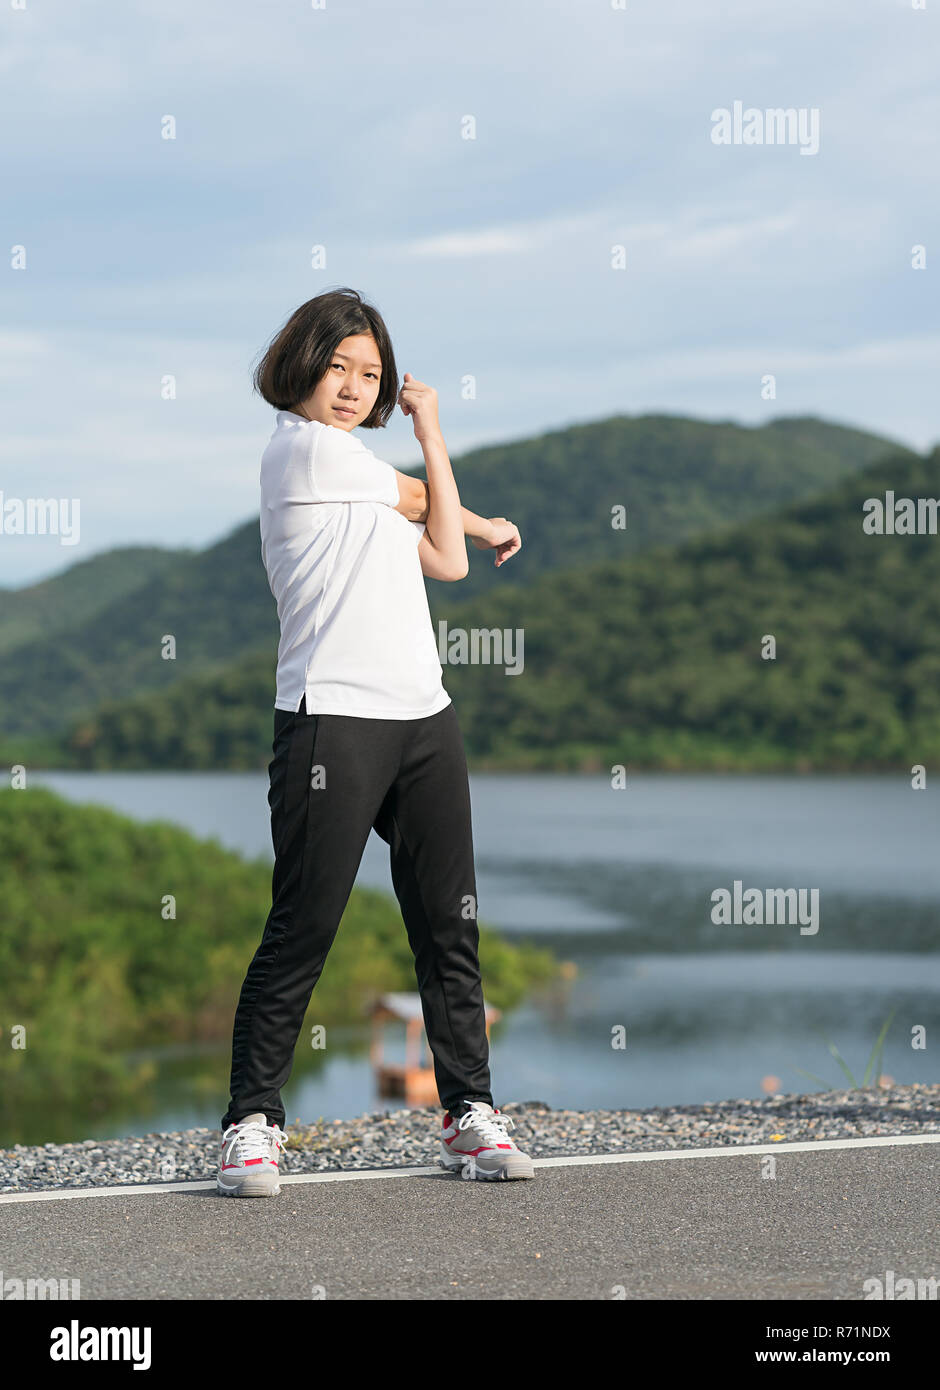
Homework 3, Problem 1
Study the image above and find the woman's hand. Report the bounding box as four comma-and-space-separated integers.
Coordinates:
472, 517, 522, 568
398, 373, 441, 442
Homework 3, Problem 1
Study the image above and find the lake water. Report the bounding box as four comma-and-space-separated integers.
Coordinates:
28, 771, 940, 1139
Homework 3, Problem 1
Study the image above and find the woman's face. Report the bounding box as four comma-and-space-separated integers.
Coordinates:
294, 333, 383, 430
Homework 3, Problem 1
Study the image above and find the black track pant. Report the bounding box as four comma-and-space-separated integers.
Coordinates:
221, 697, 493, 1131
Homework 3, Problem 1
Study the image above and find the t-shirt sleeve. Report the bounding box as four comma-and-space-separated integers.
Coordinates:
308, 424, 400, 506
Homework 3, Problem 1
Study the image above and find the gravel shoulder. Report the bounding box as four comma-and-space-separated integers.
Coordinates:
1, 1083, 936, 1195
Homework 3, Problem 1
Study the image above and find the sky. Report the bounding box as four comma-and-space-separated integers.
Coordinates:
1, 0, 937, 588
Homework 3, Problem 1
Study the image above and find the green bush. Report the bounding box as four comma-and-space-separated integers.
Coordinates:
0, 786, 558, 1128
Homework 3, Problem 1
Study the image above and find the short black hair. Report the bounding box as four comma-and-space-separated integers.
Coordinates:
251, 286, 399, 429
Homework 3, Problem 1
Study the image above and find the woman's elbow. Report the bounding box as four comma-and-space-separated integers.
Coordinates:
435, 552, 469, 581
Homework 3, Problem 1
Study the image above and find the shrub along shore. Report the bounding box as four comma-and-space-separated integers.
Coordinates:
0, 786, 559, 1144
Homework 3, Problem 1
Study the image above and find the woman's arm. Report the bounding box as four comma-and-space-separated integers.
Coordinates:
468, 515, 521, 568
400, 479, 523, 578
416, 433, 467, 580
391, 471, 429, 522
396, 486, 495, 547
398, 374, 467, 581
460, 506, 494, 545
417, 506, 521, 578
394, 373, 522, 578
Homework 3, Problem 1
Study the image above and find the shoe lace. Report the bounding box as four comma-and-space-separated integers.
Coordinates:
457, 1107, 516, 1146
222, 1119, 288, 1164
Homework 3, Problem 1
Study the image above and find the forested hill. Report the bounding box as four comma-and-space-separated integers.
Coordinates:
437, 443, 940, 769
419, 412, 915, 603
24, 440, 940, 772
0, 412, 910, 741
0, 546, 184, 656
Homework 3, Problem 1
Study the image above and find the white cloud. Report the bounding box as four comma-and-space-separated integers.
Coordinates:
0, 0, 935, 586
622, 335, 940, 382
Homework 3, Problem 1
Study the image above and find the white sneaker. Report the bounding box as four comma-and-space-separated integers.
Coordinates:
439, 1102, 535, 1181
216, 1113, 287, 1197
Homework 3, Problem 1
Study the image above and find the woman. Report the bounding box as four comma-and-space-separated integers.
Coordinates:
217, 286, 532, 1194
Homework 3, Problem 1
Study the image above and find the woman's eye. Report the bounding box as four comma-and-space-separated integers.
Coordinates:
332, 364, 377, 379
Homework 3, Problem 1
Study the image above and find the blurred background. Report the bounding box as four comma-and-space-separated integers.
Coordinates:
1, 0, 938, 1146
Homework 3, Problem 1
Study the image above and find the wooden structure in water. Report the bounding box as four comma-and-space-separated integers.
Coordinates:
369, 991, 501, 1107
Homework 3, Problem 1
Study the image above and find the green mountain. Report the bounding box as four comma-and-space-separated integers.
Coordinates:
17, 441, 939, 772
0, 413, 908, 741
420, 412, 915, 603
0, 545, 184, 655
438, 443, 940, 769
0, 524, 273, 739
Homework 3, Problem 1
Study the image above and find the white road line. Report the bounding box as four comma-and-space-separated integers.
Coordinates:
1, 1132, 938, 1205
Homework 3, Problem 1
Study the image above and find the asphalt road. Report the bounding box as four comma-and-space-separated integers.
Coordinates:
2, 1139, 938, 1300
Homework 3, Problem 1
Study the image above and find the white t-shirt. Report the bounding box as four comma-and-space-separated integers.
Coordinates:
259, 410, 451, 719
